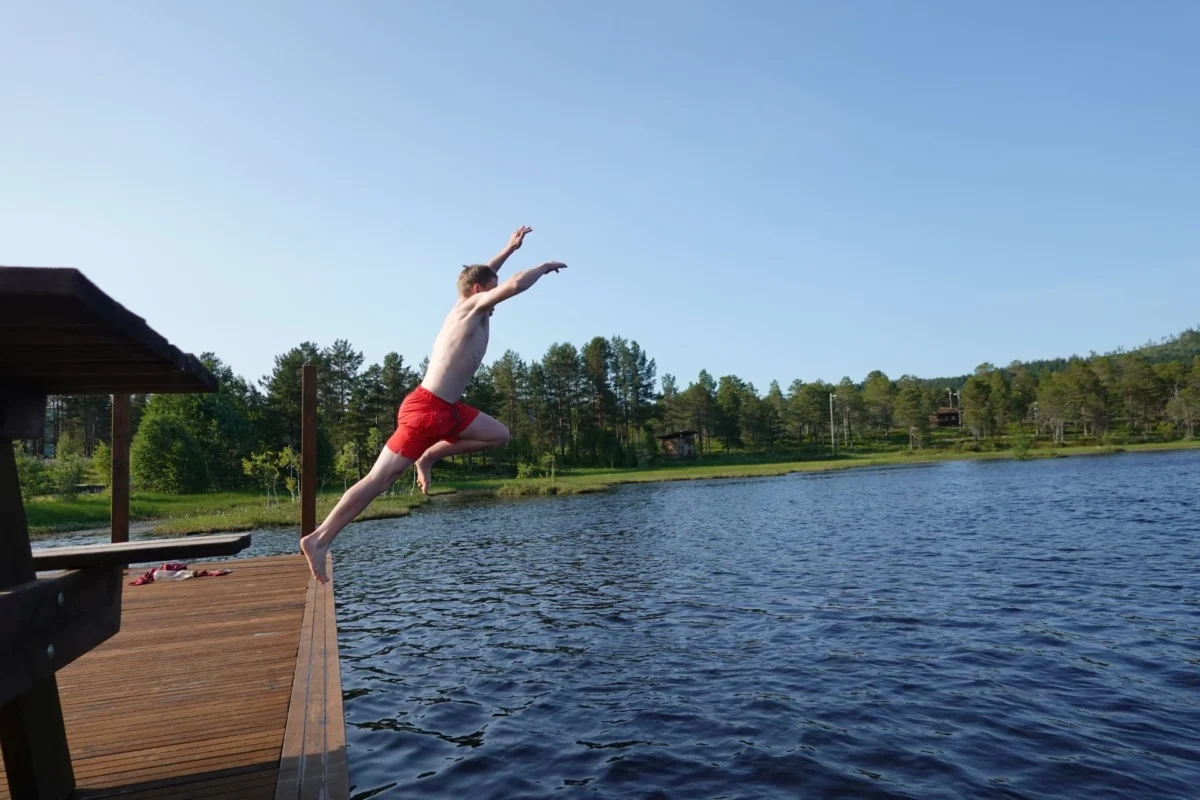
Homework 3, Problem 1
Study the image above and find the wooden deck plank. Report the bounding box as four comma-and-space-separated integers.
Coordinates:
113, 768, 280, 800
0, 555, 347, 800
78, 767, 280, 800
322, 559, 349, 800
273, 566, 318, 800
300, 567, 327, 794
64, 699, 291, 735
275, 554, 348, 800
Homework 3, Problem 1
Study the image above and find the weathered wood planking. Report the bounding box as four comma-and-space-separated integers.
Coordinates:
275, 554, 348, 800
0, 555, 347, 800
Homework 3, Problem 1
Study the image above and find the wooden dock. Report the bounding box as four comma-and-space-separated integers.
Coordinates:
0, 555, 347, 799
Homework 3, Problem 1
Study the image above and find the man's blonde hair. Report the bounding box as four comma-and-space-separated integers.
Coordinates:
458, 265, 497, 298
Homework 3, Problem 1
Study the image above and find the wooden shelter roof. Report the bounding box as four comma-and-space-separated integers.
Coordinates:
0, 267, 217, 394
657, 430, 699, 440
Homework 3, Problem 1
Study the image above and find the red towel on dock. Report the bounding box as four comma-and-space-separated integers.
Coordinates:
129, 564, 232, 586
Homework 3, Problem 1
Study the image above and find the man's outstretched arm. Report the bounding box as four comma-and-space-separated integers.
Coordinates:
487, 225, 533, 274
474, 262, 567, 312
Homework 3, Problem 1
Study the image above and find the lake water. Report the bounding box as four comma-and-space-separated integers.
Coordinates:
51, 450, 1200, 798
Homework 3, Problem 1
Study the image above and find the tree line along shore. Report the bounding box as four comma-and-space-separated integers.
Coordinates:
16, 329, 1200, 535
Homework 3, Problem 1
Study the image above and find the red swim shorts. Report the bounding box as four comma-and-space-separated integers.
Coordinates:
386, 386, 480, 459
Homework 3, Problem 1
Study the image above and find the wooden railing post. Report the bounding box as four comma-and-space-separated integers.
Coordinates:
0, 413, 76, 799
301, 365, 317, 537
111, 394, 130, 544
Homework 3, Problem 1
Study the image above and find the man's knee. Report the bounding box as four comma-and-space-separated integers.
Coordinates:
361, 470, 394, 495
369, 451, 412, 484
494, 423, 511, 446
383, 463, 409, 484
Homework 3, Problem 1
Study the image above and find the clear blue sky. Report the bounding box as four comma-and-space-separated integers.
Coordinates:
2, 2, 1197, 392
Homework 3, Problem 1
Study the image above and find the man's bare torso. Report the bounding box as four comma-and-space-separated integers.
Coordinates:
420, 300, 490, 402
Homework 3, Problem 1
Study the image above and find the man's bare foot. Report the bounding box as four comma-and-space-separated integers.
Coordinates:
415, 457, 432, 495
300, 533, 330, 584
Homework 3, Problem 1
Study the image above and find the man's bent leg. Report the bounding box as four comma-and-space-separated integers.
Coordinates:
414, 412, 510, 494
301, 445, 413, 583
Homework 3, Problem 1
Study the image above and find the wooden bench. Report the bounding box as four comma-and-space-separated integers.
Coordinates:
29, 534, 250, 572
3, 535, 253, 711
0, 535, 250, 798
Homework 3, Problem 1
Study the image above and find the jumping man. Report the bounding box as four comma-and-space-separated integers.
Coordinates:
300, 226, 566, 583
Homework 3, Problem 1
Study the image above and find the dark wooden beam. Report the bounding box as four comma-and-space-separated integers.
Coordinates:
0, 438, 35, 589
0, 567, 123, 707
0, 680, 75, 799
0, 438, 75, 798
0, 377, 211, 394
301, 365, 317, 538
30, 533, 251, 571
0, 392, 46, 441
111, 394, 131, 544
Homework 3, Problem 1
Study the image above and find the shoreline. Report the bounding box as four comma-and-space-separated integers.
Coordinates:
27, 439, 1200, 540
479, 439, 1200, 497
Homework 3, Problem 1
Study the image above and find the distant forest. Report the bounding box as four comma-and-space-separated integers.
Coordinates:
16, 328, 1200, 497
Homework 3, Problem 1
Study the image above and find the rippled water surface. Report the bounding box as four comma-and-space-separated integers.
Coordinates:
309, 451, 1199, 799
70, 450, 1200, 798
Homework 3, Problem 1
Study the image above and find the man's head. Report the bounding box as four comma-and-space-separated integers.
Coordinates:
458, 265, 498, 298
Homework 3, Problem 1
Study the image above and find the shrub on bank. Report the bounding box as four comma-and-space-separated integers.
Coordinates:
1012, 434, 1034, 460
91, 441, 113, 488
14, 444, 51, 500
131, 416, 209, 494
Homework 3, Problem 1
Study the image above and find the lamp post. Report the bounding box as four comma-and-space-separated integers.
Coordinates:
829, 392, 837, 455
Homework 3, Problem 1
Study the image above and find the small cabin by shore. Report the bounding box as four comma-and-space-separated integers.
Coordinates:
657, 430, 698, 459
931, 407, 961, 427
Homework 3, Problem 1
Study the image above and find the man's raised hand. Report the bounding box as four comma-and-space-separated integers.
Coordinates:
541, 261, 567, 273
509, 225, 533, 250
488, 226, 534, 273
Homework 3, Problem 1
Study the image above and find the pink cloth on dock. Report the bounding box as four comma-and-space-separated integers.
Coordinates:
129, 563, 232, 586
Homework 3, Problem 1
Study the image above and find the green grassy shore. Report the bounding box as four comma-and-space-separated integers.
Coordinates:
25, 439, 1199, 538
480, 439, 1199, 496
25, 487, 445, 537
